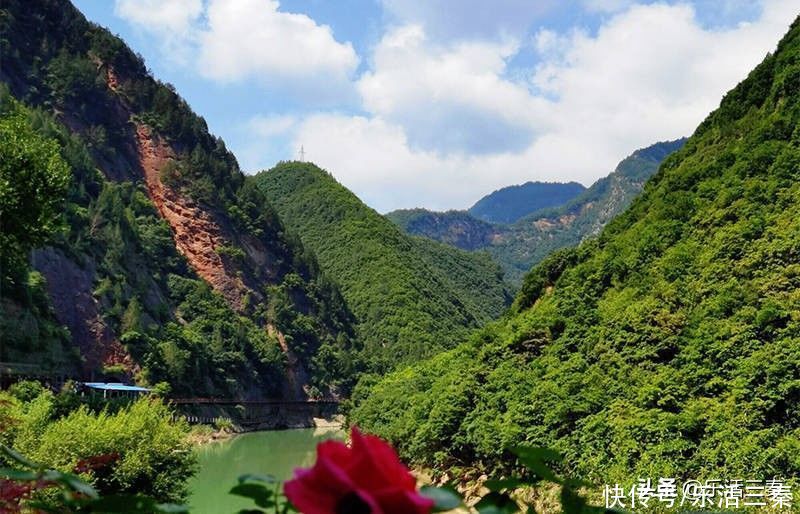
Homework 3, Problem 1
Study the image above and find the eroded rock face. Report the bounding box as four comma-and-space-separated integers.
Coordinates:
103, 66, 306, 397
31, 248, 136, 378
133, 123, 257, 311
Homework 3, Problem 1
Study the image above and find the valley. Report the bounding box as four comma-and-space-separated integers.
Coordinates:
1, 1, 798, 512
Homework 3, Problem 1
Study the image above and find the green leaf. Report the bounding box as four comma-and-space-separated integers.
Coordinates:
237, 473, 278, 484
475, 492, 520, 514
230, 483, 275, 508
53, 471, 99, 499
279, 498, 299, 513
510, 446, 562, 483
420, 484, 464, 511
0, 467, 39, 480
0, 444, 40, 469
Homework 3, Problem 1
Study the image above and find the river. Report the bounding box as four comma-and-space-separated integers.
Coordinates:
187, 428, 345, 513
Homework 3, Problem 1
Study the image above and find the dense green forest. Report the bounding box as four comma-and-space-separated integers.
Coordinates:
388, 140, 685, 284
352, 16, 800, 485
0, 0, 360, 398
253, 162, 513, 370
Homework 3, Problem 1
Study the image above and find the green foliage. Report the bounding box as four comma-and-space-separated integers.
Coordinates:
7, 380, 46, 403
352, 17, 800, 485
254, 162, 513, 370
0, 89, 70, 283
0, 391, 194, 503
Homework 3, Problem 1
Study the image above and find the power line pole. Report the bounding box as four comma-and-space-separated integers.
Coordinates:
299, 145, 306, 162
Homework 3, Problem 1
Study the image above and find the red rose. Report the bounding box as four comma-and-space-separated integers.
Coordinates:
284, 427, 434, 514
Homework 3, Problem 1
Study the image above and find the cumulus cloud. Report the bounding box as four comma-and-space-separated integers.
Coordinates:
289, 0, 798, 212
290, 114, 517, 210
357, 25, 547, 154
115, 0, 359, 102
198, 0, 359, 86
114, 0, 202, 34
114, 0, 203, 61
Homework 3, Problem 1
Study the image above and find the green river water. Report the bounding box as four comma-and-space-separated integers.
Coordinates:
187, 428, 344, 513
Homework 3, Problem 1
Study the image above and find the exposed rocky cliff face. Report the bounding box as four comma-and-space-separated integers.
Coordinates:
133, 122, 254, 310
31, 248, 133, 376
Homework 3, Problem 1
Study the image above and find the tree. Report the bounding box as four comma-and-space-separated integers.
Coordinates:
0, 91, 70, 283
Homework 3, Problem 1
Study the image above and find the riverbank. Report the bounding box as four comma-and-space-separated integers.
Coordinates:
187, 424, 236, 445
187, 414, 345, 446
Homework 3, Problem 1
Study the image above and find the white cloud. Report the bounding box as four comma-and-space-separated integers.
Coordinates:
290, 114, 519, 210
287, 0, 798, 212
114, 0, 202, 34
198, 0, 359, 86
114, 0, 203, 62
115, 0, 359, 101
357, 25, 548, 154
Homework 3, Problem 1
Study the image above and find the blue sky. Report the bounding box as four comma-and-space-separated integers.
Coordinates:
72, 0, 797, 212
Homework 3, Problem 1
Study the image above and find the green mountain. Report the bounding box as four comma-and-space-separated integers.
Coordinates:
388, 139, 685, 284
468, 181, 585, 224
253, 162, 513, 370
352, 16, 800, 482
0, 0, 360, 399
492, 138, 687, 282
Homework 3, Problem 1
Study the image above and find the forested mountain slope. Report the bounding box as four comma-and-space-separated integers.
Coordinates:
253, 162, 513, 370
352, 16, 800, 483
0, 0, 360, 399
468, 181, 585, 224
388, 140, 685, 284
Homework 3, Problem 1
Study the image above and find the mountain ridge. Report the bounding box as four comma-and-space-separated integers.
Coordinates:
388, 138, 686, 284
468, 180, 586, 224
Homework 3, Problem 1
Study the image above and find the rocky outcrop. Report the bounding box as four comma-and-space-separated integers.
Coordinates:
267, 323, 308, 400
31, 248, 135, 378
133, 122, 257, 311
